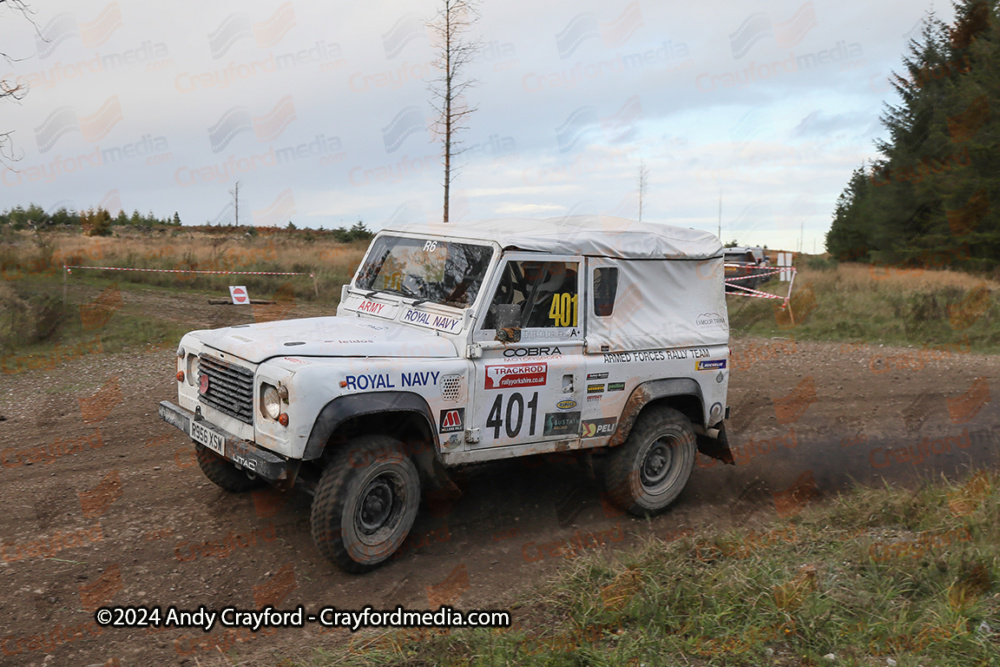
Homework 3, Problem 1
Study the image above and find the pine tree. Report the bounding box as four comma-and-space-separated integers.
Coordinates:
826, 0, 999, 270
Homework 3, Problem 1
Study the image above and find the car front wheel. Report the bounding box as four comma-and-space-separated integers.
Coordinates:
310, 435, 421, 573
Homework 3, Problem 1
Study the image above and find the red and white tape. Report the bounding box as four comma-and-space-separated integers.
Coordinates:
64, 265, 313, 278
723, 264, 797, 307
723, 265, 790, 283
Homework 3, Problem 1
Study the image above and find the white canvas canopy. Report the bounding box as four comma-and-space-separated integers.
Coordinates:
381, 216, 729, 352
383, 216, 724, 260
584, 256, 729, 353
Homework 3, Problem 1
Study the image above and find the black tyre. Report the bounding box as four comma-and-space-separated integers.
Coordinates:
603, 407, 696, 517
194, 443, 265, 492
310, 435, 421, 573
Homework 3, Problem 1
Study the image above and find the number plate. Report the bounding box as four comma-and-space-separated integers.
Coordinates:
190, 420, 226, 456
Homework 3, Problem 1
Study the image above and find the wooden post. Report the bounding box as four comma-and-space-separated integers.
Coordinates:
62, 265, 67, 304
312, 274, 319, 298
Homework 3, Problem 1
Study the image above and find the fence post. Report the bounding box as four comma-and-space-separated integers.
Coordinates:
62, 265, 67, 304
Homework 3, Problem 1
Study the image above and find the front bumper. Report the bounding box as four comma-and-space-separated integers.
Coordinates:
158, 400, 299, 488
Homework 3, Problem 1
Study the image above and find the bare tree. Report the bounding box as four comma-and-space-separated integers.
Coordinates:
427, 0, 481, 223
229, 181, 241, 226
1, 1, 36, 167
636, 160, 648, 222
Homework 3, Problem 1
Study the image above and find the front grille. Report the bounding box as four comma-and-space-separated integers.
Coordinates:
198, 354, 254, 424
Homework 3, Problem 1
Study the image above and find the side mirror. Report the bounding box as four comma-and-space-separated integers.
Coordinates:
494, 304, 522, 343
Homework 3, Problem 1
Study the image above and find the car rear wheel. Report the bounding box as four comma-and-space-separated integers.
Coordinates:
603, 407, 696, 517
310, 435, 421, 573
194, 443, 265, 492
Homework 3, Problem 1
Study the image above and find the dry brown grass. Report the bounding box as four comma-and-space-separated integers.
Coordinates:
807, 262, 1000, 293
729, 260, 1000, 351
44, 231, 367, 274
3, 230, 369, 302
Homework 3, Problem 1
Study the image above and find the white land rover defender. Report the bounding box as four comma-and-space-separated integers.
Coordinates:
159, 216, 734, 572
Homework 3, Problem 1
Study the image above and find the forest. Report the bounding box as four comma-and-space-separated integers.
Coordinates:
826, 0, 1000, 272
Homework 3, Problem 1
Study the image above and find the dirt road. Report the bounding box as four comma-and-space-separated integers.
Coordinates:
1, 290, 997, 666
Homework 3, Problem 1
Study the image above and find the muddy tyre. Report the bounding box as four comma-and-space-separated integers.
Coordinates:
603, 407, 696, 517
310, 435, 421, 573
194, 443, 265, 492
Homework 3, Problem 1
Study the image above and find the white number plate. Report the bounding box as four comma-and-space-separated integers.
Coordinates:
190, 420, 226, 456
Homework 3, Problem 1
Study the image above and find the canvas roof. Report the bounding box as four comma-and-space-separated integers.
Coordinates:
382, 216, 723, 260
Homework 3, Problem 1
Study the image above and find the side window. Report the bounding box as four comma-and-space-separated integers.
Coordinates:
482, 261, 578, 329
593, 267, 619, 317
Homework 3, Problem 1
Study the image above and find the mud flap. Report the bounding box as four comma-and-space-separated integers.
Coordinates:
697, 420, 735, 465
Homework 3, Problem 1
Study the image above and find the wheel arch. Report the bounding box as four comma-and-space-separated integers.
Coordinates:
303, 392, 440, 463
609, 378, 705, 448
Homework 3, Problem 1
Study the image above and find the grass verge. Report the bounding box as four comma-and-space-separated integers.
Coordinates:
307, 471, 999, 666
729, 263, 1000, 353
1, 229, 368, 304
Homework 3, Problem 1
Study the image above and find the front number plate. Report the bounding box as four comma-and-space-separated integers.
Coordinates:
190, 420, 226, 456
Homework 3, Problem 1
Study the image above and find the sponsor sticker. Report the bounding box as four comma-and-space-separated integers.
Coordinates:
587, 384, 605, 394
582, 418, 617, 437
586, 372, 609, 380
543, 412, 580, 436
607, 382, 625, 392
439, 408, 465, 434
503, 346, 561, 357
587, 395, 602, 403
485, 363, 547, 390
346, 295, 399, 320
696, 312, 726, 327
556, 399, 577, 410
401, 308, 462, 332
696, 359, 727, 371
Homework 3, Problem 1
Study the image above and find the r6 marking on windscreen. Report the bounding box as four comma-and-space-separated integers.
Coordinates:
487, 391, 539, 439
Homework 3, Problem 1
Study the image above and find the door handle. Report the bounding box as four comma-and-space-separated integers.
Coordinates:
562, 374, 574, 393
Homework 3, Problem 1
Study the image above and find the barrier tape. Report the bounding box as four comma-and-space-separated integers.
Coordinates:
723, 264, 797, 307
64, 265, 314, 278
723, 265, 789, 283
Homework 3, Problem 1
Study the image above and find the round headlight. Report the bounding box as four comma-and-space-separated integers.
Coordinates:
261, 384, 281, 420
186, 354, 197, 386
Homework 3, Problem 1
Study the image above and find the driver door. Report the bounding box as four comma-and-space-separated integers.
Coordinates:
468, 253, 585, 450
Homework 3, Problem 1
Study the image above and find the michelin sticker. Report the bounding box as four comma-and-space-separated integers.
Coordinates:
696, 360, 727, 371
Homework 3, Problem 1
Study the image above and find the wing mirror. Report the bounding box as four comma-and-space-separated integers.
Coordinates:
494, 304, 522, 343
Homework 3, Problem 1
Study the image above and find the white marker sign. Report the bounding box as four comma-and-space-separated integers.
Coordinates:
229, 286, 249, 304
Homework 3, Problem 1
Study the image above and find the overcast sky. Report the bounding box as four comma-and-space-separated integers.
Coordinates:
0, 0, 950, 251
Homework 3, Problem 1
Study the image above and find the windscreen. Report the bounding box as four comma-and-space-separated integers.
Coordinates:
355, 235, 494, 308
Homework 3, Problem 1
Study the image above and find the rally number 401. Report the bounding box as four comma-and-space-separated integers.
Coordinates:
487, 392, 538, 439
549, 293, 578, 327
